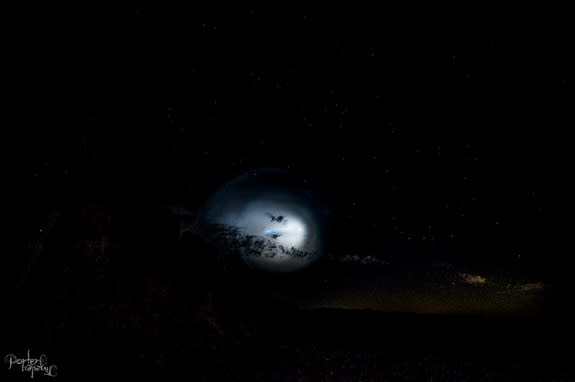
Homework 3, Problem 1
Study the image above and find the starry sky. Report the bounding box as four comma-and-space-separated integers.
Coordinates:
12, 6, 571, 317
166, 7, 569, 316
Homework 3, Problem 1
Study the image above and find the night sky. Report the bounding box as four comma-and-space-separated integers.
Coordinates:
14, 7, 571, 302
168, 7, 570, 316
6, 5, 574, 379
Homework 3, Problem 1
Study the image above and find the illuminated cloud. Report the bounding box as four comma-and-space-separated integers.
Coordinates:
515, 282, 544, 292
197, 169, 326, 272
339, 254, 390, 266
459, 273, 488, 285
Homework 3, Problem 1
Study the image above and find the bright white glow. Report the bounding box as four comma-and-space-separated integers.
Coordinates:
236, 200, 307, 249
198, 169, 325, 271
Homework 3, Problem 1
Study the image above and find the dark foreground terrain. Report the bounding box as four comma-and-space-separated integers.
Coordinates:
3, 296, 575, 381
4, 268, 574, 381
5, 207, 573, 381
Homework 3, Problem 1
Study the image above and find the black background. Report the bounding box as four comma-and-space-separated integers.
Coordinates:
6, 5, 573, 380
15, 5, 571, 294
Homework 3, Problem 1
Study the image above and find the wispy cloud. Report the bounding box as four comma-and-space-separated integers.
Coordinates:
515, 282, 544, 292
459, 273, 488, 285
338, 254, 390, 266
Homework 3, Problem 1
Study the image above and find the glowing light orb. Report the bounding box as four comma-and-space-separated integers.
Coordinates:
197, 169, 326, 272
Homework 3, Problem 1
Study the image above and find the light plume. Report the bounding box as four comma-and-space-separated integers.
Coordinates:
196, 169, 326, 272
